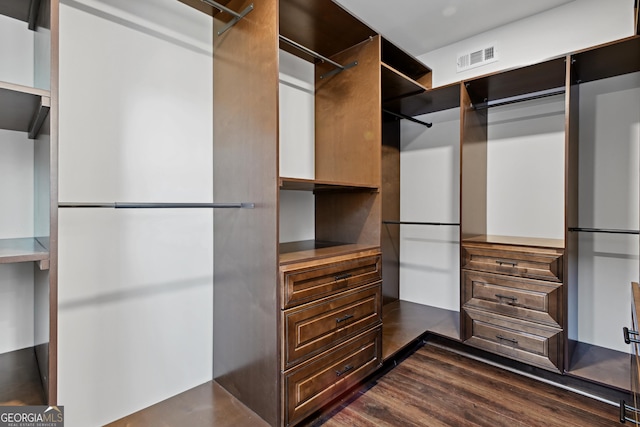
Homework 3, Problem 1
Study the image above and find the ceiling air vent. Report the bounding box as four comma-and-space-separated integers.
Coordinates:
457, 43, 498, 72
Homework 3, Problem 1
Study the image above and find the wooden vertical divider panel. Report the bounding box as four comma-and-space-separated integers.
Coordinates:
381, 115, 400, 304
212, 0, 280, 425
315, 37, 382, 247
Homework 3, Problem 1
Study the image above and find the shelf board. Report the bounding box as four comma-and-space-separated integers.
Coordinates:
381, 63, 427, 102
0, 238, 49, 266
279, 0, 376, 61
383, 83, 461, 117
279, 177, 378, 193
464, 56, 567, 105
573, 36, 640, 84
566, 340, 631, 392
0, 347, 46, 405
462, 234, 565, 250
381, 37, 431, 83
0, 81, 50, 133
279, 241, 379, 265
383, 300, 460, 360
0, 0, 37, 25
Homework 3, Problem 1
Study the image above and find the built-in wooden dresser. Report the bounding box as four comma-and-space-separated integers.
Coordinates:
621, 282, 640, 424
279, 243, 383, 426
461, 238, 564, 372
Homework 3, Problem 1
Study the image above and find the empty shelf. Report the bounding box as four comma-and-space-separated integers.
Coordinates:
0, 81, 50, 135
0, 238, 49, 265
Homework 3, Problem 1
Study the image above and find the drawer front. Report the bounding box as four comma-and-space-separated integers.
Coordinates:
283, 283, 382, 369
281, 253, 382, 309
461, 243, 563, 282
283, 327, 382, 427
462, 271, 562, 328
463, 308, 562, 372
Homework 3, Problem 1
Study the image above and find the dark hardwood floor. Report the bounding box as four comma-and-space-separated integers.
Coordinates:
109, 342, 621, 426
317, 343, 620, 427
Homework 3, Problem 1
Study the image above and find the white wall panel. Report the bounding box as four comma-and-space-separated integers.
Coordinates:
58, 208, 213, 426
0, 264, 34, 353
0, 14, 34, 87
58, 1, 213, 425
574, 72, 640, 352
399, 108, 460, 309
59, 0, 213, 203
486, 95, 565, 240
0, 129, 34, 238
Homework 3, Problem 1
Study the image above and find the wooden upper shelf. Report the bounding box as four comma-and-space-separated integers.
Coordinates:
572, 36, 640, 84
279, 0, 376, 61
280, 177, 378, 193
0, 81, 50, 135
384, 83, 461, 117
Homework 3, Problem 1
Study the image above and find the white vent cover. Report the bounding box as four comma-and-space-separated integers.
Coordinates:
457, 42, 498, 72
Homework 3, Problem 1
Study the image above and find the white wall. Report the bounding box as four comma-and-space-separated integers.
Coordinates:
420, 0, 635, 87
279, 50, 316, 242
574, 71, 640, 352
58, 1, 213, 425
399, 108, 460, 310
486, 95, 565, 239
0, 14, 34, 87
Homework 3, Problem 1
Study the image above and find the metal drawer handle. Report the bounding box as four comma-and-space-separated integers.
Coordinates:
336, 364, 354, 377
335, 273, 353, 281
496, 260, 518, 267
495, 294, 518, 304
496, 334, 518, 345
336, 314, 354, 324
623, 327, 640, 344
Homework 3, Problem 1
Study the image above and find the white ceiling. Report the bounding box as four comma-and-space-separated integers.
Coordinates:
334, 0, 576, 56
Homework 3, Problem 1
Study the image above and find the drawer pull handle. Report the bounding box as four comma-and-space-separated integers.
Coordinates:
336, 314, 354, 324
336, 364, 354, 377
496, 260, 518, 267
495, 294, 518, 304
623, 327, 640, 344
496, 334, 518, 345
335, 273, 353, 281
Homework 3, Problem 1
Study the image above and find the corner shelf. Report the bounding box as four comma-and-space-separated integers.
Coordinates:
566, 340, 631, 392
383, 83, 461, 118
381, 63, 427, 102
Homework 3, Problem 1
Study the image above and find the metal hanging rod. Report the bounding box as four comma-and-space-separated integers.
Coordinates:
569, 227, 639, 235
279, 35, 358, 79
59, 202, 255, 209
473, 87, 565, 110
383, 109, 432, 128
383, 220, 460, 226
201, 0, 254, 36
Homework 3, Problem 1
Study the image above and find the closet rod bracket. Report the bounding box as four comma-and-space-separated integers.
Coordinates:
320, 61, 358, 80
201, 0, 254, 36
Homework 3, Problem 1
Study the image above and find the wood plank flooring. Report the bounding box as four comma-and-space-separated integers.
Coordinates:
318, 343, 620, 427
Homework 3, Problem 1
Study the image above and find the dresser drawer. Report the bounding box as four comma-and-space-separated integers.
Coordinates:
282, 327, 382, 427
281, 252, 382, 309
463, 307, 562, 372
461, 243, 563, 282
462, 271, 562, 328
282, 283, 382, 369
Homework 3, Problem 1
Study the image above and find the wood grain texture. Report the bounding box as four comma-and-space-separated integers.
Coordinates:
321, 343, 618, 427
382, 300, 460, 360
212, 0, 280, 424
106, 381, 269, 427
315, 37, 381, 187
572, 36, 640, 84
383, 83, 461, 118
380, 38, 431, 83
381, 116, 400, 304
315, 192, 381, 246
459, 83, 487, 241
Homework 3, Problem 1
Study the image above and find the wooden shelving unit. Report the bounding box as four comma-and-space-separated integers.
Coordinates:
0, 0, 58, 406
